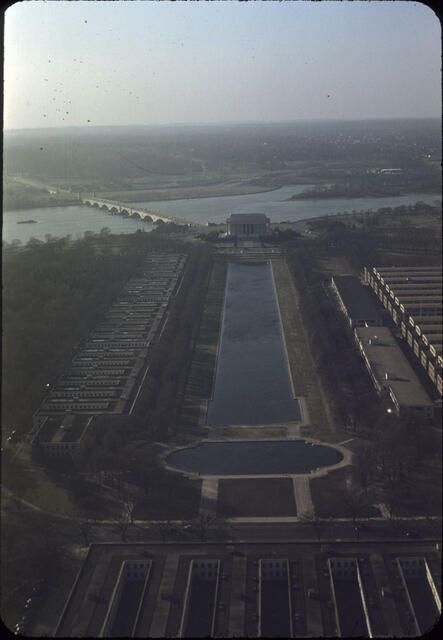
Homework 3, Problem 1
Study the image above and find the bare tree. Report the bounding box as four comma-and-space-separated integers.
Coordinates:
300, 512, 324, 541
151, 520, 175, 542
383, 484, 401, 531
354, 447, 376, 493
195, 513, 218, 542
342, 488, 371, 526
113, 512, 131, 543
123, 496, 138, 524
79, 517, 93, 546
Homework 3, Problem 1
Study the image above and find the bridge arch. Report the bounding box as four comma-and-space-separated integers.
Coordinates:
80, 197, 194, 227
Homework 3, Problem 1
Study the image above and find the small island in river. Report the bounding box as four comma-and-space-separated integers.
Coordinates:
17, 219, 38, 224
289, 183, 402, 200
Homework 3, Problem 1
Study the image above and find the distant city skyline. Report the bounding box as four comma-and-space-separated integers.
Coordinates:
4, 1, 441, 130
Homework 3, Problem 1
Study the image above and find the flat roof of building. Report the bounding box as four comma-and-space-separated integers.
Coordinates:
372, 266, 442, 286
400, 302, 442, 312
227, 213, 270, 224
387, 283, 442, 291
37, 414, 92, 443
417, 325, 442, 334
391, 289, 442, 298
373, 266, 442, 274
409, 314, 443, 325
395, 294, 442, 302
54, 540, 441, 639
355, 327, 433, 407
332, 276, 380, 321
385, 276, 442, 285
408, 315, 443, 327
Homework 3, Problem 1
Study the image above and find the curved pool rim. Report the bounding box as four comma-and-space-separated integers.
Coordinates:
162, 437, 352, 479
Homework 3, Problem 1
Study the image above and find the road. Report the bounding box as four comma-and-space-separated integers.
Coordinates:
84, 517, 441, 548
11, 176, 73, 196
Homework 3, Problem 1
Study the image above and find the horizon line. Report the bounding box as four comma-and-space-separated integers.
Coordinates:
4, 115, 442, 133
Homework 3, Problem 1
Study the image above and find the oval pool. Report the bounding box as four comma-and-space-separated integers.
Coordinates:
166, 440, 343, 475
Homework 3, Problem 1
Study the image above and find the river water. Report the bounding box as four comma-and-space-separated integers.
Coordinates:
2, 204, 153, 244
206, 262, 301, 426
135, 184, 441, 225
3, 185, 440, 244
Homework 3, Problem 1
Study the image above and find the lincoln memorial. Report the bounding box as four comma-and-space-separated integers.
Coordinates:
226, 213, 270, 238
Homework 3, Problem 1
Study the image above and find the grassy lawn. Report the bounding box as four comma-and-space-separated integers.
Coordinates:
217, 478, 297, 517
2, 445, 124, 521
1, 506, 84, 635
22, 471, 79, 517
271, 258, 332, 440
2, 448, 78, 517
391, 464, 442, 517
96, 182, 272, 203
133, 473, 202, 520
310, 468, 379, 519
179, 259, 227, 431
3, 177, 78, 211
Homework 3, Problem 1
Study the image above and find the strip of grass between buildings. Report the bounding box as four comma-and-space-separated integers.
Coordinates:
178, 259, 228, 432
271, 258, 332, 439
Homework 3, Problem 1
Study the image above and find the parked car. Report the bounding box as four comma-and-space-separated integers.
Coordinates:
405, 530, 421, 539
32, 579, 46, 595
15, 623, 28, 635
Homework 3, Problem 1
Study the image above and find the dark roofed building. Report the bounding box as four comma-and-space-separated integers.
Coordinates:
354, 326, 434, 418
332, 275, 382, 328
226, 213, 270, 238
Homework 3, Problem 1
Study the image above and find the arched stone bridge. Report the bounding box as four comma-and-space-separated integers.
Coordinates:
80, 196, 199, 227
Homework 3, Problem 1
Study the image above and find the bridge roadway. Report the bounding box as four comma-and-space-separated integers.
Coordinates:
81, 195, 200, 227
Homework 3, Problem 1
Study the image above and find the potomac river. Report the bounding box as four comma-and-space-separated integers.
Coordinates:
3, 184, 440, 243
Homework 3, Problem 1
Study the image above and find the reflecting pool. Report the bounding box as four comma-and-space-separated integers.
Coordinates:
206, 262, 300, 426
166, 440, 343, 475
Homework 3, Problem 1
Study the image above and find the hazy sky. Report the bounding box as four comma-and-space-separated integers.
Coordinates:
4, 0, 441, 130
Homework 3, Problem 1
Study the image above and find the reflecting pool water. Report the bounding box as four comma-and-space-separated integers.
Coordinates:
206, 262, 300, 426
166, 440, 343, 475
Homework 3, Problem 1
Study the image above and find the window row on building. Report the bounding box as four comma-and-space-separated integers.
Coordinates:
364, 266, 442, 396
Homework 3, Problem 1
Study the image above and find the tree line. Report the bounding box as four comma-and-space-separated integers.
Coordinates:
2, 230, 186, 432
284, 240, 440, 520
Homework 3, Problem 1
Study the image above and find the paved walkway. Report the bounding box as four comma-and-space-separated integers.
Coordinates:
302, 554, 324, 636
338, 438, 355, 446
293, 477, 314, 518
148, 554, 180, 637
370, 551, 404, 636
199, 400, 208, 425
227, 555, 247, 637
200, 477, 219, 516
287, 423, 302, 438
375, 503, 391, 519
